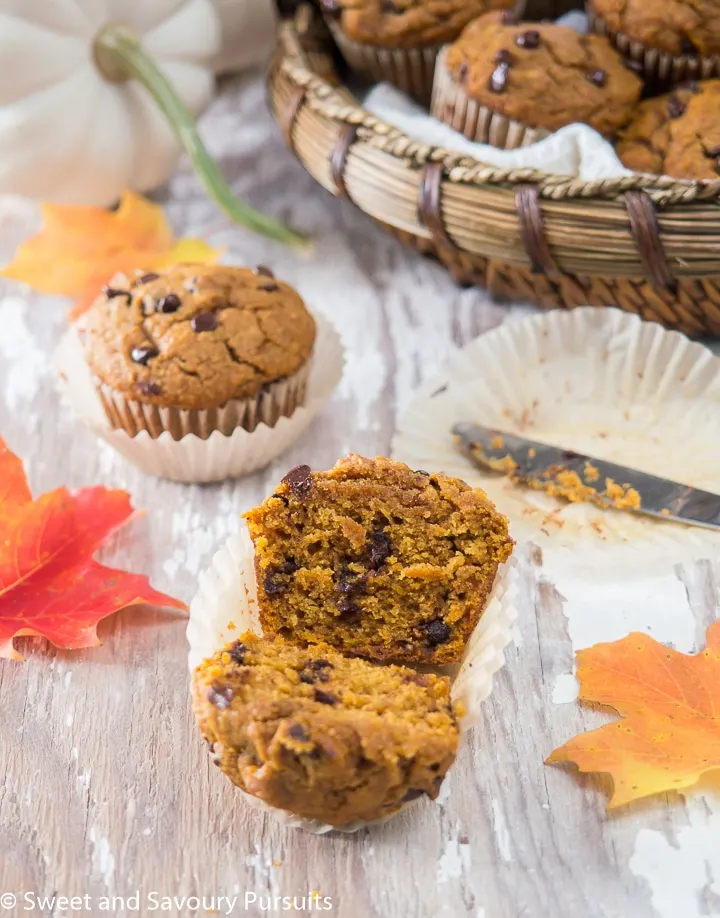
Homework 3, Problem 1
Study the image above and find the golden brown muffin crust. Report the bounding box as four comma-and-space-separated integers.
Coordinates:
244, 455, 514, 665
193, 633, 461, 826
591, 0, 720, 56
445, 12, 643, 136
321, 0, 518, 48
78, 264, 316, 411
616, 81, 720, 179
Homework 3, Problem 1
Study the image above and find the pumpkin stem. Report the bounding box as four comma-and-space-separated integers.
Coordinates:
94, 24, 311, 252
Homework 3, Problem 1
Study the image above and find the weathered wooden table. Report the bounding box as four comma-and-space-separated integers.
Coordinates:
1, 73, 718, 918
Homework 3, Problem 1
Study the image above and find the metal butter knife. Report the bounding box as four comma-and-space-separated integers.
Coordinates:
453, 422, 720, 531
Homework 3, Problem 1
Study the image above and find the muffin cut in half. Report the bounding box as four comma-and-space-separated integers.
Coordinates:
244, 454, 514, 664
193, 633, 461, 826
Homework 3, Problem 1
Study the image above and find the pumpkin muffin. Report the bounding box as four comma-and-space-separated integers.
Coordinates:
320, 0, 523, 103
77, 263, 316, 440
193, 633, 461, 826
431, 12, 643, 148
244, 454, 514, 665
616, 81, 720, 180
588, 0, 720, 87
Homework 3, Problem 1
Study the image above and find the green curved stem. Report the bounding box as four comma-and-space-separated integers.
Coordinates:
95, 24, 311, 252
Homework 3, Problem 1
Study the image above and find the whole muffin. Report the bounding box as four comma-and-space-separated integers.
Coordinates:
432, 12, 643, 148
589, 0, 720, 87
320, 0, 522, 104
244, 454, 514, 665
77, 264, 316, 440
616, 81, 720, 180
193, 633, 462, 826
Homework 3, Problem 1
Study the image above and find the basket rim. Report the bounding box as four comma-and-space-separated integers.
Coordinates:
275, 11, 720, 206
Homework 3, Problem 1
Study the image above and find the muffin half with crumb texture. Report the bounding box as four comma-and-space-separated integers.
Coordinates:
77, 263, 316, 440
193, 633, 461, 826
244, 455, 514, 664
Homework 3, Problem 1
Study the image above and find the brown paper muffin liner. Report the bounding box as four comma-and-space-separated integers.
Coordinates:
324, 1, 526, 106
431, 47, 549, 149
587, 5, 720, 89
95, 359, 312, 442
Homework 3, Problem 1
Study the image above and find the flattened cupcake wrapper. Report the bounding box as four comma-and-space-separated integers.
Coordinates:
587, 5, 720, 88
187, 526, 520, 834
53, 313, 345, 484
431, 47, 549, 149
324, 0, 526, 106
94, 362, 312, 441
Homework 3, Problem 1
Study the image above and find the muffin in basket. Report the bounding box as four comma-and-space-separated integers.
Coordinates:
76, 263, 316, 441
320, 0, 524, 104
193, 633, 462, 826
616, 80, 720, 180
431, 11, 643, 149
588, 0, 720, 88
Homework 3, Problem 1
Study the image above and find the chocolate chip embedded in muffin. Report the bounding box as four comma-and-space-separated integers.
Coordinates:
192, 633, 462, 826
244, 454, 514, 665
616, 81, 720, 179
438, 12, 642, 139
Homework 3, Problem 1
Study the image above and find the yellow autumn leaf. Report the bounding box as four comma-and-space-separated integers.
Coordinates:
1, 191, 222, 319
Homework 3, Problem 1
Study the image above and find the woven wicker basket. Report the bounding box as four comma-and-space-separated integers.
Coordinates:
268, 2, 720, 337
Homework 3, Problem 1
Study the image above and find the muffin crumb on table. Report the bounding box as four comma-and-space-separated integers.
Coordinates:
193, 633, 462, 826
244, 454, 514, 665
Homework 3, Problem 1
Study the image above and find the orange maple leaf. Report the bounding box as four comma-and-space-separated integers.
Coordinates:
0, 191, 221, 320
0, 437, 186, 661
546, 623, 720, 807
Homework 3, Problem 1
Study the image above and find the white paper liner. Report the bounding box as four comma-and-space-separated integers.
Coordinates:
187, 526, 519, 834
392, 307, 720, 571
588, 5, 720, 87
53, 313, 344, 483
431, 47, 549, 149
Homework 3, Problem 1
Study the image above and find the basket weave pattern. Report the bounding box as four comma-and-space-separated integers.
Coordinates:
268, 4, 720, 336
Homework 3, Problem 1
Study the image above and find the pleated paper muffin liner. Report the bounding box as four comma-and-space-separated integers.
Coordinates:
95, 360, 311, 440
187, 526, 519, 834
431, 47, 549, 149
53, 313, 344, 484
324, 0, 526, 106
587, 5, 720, 89
392, 307, 720, 569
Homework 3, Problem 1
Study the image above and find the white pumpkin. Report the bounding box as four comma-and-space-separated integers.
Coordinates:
0, 0, 221, 205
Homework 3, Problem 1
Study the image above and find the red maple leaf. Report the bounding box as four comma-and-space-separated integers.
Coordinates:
0, 437, 186, 660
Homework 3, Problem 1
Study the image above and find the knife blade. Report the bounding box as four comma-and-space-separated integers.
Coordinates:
452, 422, 720, 531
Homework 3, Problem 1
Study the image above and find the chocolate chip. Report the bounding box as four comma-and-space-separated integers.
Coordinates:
424, 619, 451, 646
259, 282, 279, 292
282, 464, 313, 499
495, 49, 513, 65
586, 69, 606, 87
515, 30, 540, 49
402, 789, 425, 802
131, 345, 159, 365
103, 286, 131, 301
381, 0, 398, 10
322, 0, 342, 18
623, 58, 644, 74
252, 264, 275, 278
680, 36, 697, 54
458, 62, 469, 82
191, 311, 218, 332
136, 380, 162, 397
264, 572, 289, 597
338, 569, 368, 595
309, 659, 333, 671
157, 293, 181, 313
337, 594, 359, 617
136, 272, 160, 284
704, 144, 720, 158
300, 672, 315, 684
313, 689, 339, 706
287, 723, 309, 741
489, 62, 510, 93
415, 469, 430, 476
228, 641, 246, 665
277, 558, 299, 575
368, 531, 392, 571
668, 96, 687, 118
208, 683, 233, 709
301, 659, 333, 683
